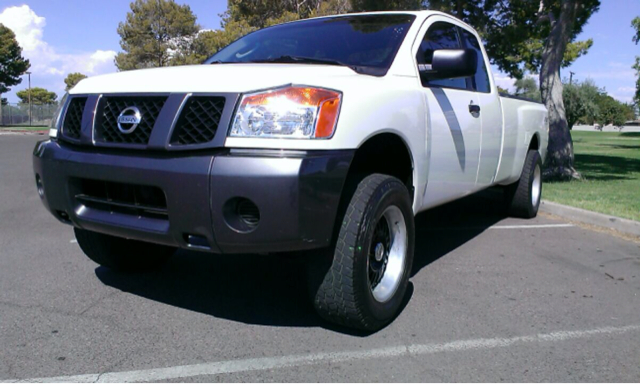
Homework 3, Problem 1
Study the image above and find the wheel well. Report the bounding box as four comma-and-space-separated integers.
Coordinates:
346, 133, 414, 198
529, 134, 540, 151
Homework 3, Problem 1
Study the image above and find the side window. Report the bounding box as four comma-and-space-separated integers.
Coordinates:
459, 28, 491, 93
416, 22, 466, 90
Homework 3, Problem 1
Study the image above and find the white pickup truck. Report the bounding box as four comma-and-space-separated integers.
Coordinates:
33, 11, 548, 331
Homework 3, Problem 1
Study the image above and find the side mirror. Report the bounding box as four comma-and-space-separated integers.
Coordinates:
419, 49, 477, 80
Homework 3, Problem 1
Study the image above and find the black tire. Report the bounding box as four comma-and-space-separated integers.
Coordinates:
309, 174, 415, 331
505, 149, 542, 218
74, 228, 175, 272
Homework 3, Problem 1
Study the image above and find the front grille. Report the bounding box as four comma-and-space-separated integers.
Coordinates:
95, 96, 167, 145
170, 96, 226, 145
62, 97, 87, 140
74, 179, 167, 219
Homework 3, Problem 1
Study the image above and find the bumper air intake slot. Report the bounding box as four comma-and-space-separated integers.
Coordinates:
74, 179, 168, 219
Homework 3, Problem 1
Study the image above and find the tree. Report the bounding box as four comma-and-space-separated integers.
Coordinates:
633, 16, 640, 108
115, 0, 200, 70
0, 24, 31, 125
496, 86, 510, 94
223, 0, 314, 29
424, 0, 496, 34
350, 0, 421, 11
313, 0, 352, 16
514, 77, 541, 102
522, 0, 598, 179
621, 103, 636, 124
173, 0, 353, 64
563, 78, 600, 128
170, 19, 258, 65
560, 78, 633, 129
596, 94, 633, 128
222, 0, 351, 30
64, 73, 88, 91
16, 87, 57, 105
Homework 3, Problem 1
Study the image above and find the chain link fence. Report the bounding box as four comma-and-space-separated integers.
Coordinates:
0, 102, 58, 127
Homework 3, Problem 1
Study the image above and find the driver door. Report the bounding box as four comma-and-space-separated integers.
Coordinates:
418, 20, 482, 208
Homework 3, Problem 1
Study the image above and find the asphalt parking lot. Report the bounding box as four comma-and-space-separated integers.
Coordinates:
1, 134, 639, 382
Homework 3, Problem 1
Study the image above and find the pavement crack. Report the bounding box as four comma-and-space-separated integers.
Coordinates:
78, 291, 119, 316
93, 371, 105, 383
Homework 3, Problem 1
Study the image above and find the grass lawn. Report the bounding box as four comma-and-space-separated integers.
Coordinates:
0, 126, 48, 131
543, 131, 640, 222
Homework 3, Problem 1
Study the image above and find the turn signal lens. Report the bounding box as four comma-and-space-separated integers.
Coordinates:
230, 86, 341, 139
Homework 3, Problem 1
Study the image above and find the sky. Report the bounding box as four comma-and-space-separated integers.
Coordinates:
0, 0, 638, 103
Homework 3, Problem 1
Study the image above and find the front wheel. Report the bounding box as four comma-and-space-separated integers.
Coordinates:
74, 228, 175, 272
505, 149, 542, 218
309, 174, 415, 331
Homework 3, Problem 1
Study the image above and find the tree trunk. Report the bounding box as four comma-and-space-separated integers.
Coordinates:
539, 0, 580, 180
455, 0, 464, 18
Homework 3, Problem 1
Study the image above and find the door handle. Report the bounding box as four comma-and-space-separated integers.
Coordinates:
469, 103, 481, 116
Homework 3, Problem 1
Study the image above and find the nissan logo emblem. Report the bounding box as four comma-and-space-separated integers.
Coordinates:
117, 106, 142, 134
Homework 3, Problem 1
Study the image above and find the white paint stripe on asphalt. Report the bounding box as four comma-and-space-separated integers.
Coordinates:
423, 223, 574, 231
490, 223, 574, 229
4, 324, 640, 383
69, 239, 77, 244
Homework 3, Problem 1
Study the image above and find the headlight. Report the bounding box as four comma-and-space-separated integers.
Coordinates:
49, 93, 68, 138
230, 86, 341, 139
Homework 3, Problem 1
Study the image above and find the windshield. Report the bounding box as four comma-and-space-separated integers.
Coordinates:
205, 14, 416, 76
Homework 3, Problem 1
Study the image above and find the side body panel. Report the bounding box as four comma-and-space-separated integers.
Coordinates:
421, 87, 482, 206
494, 97, 548, 185
475, 87, 503, 186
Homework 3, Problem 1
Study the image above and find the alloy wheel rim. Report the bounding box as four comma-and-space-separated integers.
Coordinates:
368, 205, 407, 303
532, 163, 542, 207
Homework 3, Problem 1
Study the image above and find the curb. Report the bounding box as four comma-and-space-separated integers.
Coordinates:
540, 200, 640, 237
0, 129, 48, 135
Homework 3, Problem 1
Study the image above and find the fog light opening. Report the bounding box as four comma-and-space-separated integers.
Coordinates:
223, 197, 260, 233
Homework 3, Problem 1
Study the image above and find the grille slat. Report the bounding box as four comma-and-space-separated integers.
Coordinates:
62, 97, 87, 140
95, 96, 167, 145
170, 96, 226, 145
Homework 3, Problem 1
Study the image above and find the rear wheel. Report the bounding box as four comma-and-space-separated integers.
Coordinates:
74, 228, 175, 272
309, 174, 415, 331
505, 149, 542, 218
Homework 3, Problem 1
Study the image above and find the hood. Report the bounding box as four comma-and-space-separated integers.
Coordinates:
71, 64, 366, 95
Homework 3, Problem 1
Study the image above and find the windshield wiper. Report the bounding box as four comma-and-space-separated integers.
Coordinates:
208, 55, 384, 76
250, 55, 343, 65
249, 55, 370, 75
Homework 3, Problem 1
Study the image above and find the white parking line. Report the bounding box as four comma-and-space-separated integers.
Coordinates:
4, 324, 639, 383
490, 223, 574, 229
69, 239, 77, 244
423, 223, 574, 231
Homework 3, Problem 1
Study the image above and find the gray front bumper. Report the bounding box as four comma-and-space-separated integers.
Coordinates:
33, 140, 353, 254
